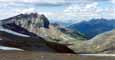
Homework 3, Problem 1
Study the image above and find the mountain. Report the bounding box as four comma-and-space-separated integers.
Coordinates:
1, 13, 115, 54
1, 13, 85, 41
75, 30, 115, 54
0, 13, 86, 53
68, 19, 115, 39
0, 13, 76, 53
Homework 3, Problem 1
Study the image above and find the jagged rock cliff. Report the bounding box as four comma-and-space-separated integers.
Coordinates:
2, 13, 49, 28
0, 13, 83, 53
1, 13, 49, 36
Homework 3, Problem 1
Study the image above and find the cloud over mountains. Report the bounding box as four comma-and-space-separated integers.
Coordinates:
0, 0, 114, 22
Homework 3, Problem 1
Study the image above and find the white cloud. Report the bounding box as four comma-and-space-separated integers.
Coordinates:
85, 2, 98, 8
0, 0, 102, 5
0, 0, 65, 4
0, 0, 114, 22
0, 8, 36, 20
37, 2, 101, 22
16, 8, 36, 14
0, 0, 38, 3
111, 0, 115, 3
44, 1, 115, 22
38, 11, 66, 20
63, 2, 102, 21
102, 8, 115, 19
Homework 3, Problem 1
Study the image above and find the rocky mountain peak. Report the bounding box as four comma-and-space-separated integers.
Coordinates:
1, 13, 50, 29
1, 13, 50, 36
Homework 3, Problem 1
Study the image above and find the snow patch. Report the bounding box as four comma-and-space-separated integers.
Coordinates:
0, 46, 24, 51
80, 54, 115, 56
0, 28, 30, 37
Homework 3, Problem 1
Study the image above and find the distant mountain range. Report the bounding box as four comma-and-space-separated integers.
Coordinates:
68, 19, 115, 39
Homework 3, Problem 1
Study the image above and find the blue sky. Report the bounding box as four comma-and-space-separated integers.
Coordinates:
0, 0, 115, 23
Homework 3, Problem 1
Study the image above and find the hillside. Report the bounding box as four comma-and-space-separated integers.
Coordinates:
75, 30, 115, 54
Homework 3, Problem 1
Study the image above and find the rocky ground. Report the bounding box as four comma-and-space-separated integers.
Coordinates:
0, 51, 115, 60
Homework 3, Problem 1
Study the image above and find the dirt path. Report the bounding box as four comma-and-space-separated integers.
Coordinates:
0, 51, 115, 60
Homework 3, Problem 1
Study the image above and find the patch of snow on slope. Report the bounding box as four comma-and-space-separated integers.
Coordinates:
80, 54, 115, 56
0, 28, 30, 37
0, 46, 24, 51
